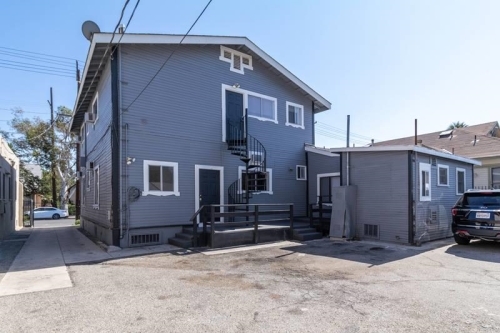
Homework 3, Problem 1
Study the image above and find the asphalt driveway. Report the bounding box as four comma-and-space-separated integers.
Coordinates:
0, 238, 499, 332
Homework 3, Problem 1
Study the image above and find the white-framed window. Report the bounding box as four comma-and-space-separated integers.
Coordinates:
92, 92, 99, 126
238, 166, 273, 194
491, 167, 500, 188
437, 164, 449, 186
86, 169, 91, 191
456, 168, 466, 195
80, 124, 86, 146
248, 151, 264, 167
286, 102, 305, 129
93, 166, 100, 209
419, 163, 431, 201
296, 165, 307, 180
81, 175, 86, 207
219, 46, 253, 74
247, 93, 277, 123
143, 160, 180, 196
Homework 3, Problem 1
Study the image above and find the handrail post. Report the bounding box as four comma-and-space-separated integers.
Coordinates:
202, 208, 207, 247
192, 210, 198, 248
254, 205, 259, 244
309, 203, 314, 228
319, 196, 323, 228
210, 205, 215, 248
289, 204, 294, 231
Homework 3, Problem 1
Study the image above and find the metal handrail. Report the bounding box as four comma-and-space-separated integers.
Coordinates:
189, 205, 208, 247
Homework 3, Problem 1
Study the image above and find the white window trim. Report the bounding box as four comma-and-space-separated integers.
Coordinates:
419, 163, 431, 202
86, 169, 91, 192
238, 166, 273, 195
437, 164, 449, 187
285, 101, 305, 129
221, 84, 278, 141
142, 160, 180, 197
219, 46, 253, 74
456, 167, 466, 195
92, 92, 99, 128
316, 172, 340, 205
93, 165, 100, 209
194, 165, 224, 223
296, 165, 307, 180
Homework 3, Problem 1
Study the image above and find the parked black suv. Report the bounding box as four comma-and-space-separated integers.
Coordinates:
451, 190, 500, 245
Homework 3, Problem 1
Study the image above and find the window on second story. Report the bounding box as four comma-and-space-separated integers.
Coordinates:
296, 165, 307, 180
286, 102, 304, 129
219, 46, 253, 74
92, 92, 99, 125
247, 93, 277, 123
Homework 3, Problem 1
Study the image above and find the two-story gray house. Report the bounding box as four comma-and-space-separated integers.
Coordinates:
70, 33, 331, 248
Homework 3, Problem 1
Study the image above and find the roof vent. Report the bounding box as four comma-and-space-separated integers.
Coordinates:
439, 130, 453, 138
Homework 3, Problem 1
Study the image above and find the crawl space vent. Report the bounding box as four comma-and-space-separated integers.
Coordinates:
130, 233, 160, 246
364, 224, 379, 238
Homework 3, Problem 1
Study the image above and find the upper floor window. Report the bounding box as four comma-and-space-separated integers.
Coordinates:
286, 102, 304, 129
296, 165, 307, 180
247, 93, 277, 123
143, 160, 180, 197
219, 46, 253, 74
92, 92, 99, 125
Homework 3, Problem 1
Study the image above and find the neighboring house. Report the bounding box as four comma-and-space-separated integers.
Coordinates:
70, 33, 331, 248
374, 121, 500, 190
24, 163, 44, 207
307, 145, 480, 245
0, 135, 22, 239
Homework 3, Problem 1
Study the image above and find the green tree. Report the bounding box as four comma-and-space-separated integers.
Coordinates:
447, 121, 468, 130
6, 107, 75, 208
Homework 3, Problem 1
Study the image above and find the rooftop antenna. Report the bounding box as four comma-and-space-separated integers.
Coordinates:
81, 20, 101, 41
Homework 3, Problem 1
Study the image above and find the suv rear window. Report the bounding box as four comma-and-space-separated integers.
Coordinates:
462, 192, 500, 207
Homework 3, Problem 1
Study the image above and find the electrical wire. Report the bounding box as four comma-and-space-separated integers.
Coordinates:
316, 121, 377, 141
0, 46, 83, 62
0, 59, 75, 74
74, 0, 131, 114
124, 0, 213, 111
0, 50, 80, 69
0, 108, 47, 114
0, 65, 74, 78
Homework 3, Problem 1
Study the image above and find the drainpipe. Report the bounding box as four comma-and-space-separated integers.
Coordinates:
346, 115, 350, 186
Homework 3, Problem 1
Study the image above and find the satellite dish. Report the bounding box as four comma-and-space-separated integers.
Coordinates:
82, 21, 100, 41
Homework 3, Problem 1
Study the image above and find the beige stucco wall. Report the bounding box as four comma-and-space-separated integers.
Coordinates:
0, 135, 21, 231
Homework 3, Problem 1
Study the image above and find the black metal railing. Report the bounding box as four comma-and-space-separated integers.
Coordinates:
200, 203, 294, 247
309, 196, 332, 235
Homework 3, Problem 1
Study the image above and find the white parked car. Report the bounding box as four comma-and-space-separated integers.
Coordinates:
25, 207, 69, 220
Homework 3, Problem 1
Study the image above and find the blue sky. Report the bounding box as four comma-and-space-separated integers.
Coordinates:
1, 0, 499, 147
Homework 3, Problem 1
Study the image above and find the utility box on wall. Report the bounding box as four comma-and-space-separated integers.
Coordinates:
329, 186, 357, 239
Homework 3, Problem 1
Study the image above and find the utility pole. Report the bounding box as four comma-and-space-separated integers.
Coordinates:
48, 87, 57, 208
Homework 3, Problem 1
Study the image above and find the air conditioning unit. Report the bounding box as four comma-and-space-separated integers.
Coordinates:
85, 112, 96, 123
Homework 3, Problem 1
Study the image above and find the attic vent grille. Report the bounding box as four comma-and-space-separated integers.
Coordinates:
364, 224, 379, 238
223, 51, 231, 59
130, 233, 160, 246
233, 54, 241, 70
242, 57, 250, 65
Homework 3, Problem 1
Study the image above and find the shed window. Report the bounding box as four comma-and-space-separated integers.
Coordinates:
296, 165, 307, 180
492, 167, 500, 189
419, 163, 431, 201
456, 168, 466, 195
143, 160, 179, 196
437, 164, 449, 186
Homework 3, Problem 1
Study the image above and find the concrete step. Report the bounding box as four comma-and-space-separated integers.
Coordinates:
293, 227, 318, 235
293, 232, 323, 241
168, 237, 192, 249
175, 232, 193, 241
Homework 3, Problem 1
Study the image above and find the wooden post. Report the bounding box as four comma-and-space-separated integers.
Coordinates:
192, 211, 198, 248
289, 204, 294, 230
309, 203, 314, 227
202, 208, 207, 247
319, 196, 323, 227
210, 205, 215, 248
254, 205, 259, 244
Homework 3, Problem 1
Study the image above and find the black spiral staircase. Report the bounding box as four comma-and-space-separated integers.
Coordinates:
226, 110, 267, 207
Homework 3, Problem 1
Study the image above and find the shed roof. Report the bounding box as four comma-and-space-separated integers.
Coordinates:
71, 33, 332, 131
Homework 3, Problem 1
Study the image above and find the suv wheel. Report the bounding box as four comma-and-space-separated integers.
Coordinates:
454, 234, 471, 245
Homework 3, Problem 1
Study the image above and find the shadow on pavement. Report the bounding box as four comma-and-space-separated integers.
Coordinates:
280, 238, 451, 266
445, 240, 500, 263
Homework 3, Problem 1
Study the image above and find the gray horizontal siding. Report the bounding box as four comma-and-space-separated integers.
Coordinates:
80, 60, 113, 233
307, 152, 341, 204
119, 44, 316, 232
413, 153, 474, 244
342, 151, 410, 244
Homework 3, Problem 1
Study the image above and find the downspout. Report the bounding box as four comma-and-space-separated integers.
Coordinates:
346, 115, 350, 186
413, 151, 418, 245
110, 47, 121, 247
305, 151, 309, 217
119, 45, 124, 240
311, 101, 315, 146
408, 151, 414, 245
347, 152, 350, 186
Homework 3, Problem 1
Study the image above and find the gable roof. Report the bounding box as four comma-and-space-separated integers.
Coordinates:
328, 145, 481, 166
71, 33, 332, 131
373, 121, 500, 159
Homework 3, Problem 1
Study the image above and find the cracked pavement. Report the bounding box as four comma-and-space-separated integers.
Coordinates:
1, 238, 499, 332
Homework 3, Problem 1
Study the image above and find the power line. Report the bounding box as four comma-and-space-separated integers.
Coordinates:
0, 59, 75, 74
124, 0, 212, 111
0, 65, 74, 78
0, 108, 47, 114
316, 129, 368, 146
0, 46, 83, 62
0, 50, 79, 69
316, 122, 377, 141
75, 0, 131, 114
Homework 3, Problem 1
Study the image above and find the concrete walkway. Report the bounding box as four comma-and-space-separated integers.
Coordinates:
0, 227, 108, 297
